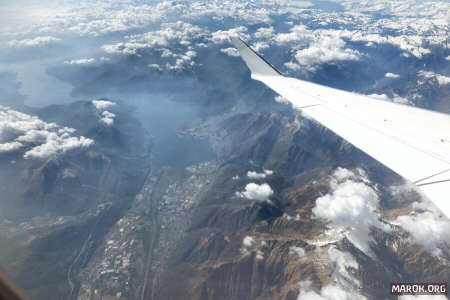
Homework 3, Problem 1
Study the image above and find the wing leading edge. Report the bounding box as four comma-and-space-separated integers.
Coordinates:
231, 37, 450, 218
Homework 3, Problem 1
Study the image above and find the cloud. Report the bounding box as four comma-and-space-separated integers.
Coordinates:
418, 71, 450, 86
210, 26, 249, 44
367, 94, 391, 101
270, 0, 314, 12
284, 213, 301, 221
284, 62, 302, 71
294, 36, 360, 70
7, 36, 61, 47
64, 58, 96, 65
297, 281, 366, 300
247, 169, 273, 179
274, 95, 289, 104
241, 235, 255, 256
241, 235, 264, 259
385, 72, 400, 78
274, 25, 311, 45
220, 47, 240, 57
92, 100, 116, 126
251, 41, 270, 52
100, 111, 116, 126
389, 181, 418, 199
100, 21, 202, 71
243, 235, 255, 247
92, 100, 116, 110
393, 210, 450, 257
32, 1, 166, 37
327, 246, 359, 288
102, 21, 206, 56
1, 0, 274, 38
276, 21, 439, 60
274, 25, 361, 70
312, 168, 388, 254
236, 183, 274, 202
23, 134, 93, 159
0, 141, 23, 153
148, 63, 162, 71
368, 93, 411, 105
254, 26, 275, 39
165, 50, 197, 71
349, 33, 432, 58
332, 167, 357, 181
0, 106, 93, 159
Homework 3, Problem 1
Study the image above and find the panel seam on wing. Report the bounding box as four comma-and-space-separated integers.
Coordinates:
416, 179, 450, 187
413, 168, 450, 185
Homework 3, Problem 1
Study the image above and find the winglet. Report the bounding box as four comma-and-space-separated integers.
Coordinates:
230, 37, 282, 77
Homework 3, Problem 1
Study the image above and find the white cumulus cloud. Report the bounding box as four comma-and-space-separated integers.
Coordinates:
241, 235, 255, 256
254, 26, 275, 39
92, 100, 116, 126
274, 95, 289, 104
274, 25, 361, 70
312, 168, 388, 254
0, 141, 23, 153
211, 26, 249, 44
0, 106, 93, 159
394, 209, 450, 257
92, 100, 116, 110
100, 111, 116, 126
294, 36, 361, 70
236, 183, 274, 202
243, 235, 255, 247
220, 47, 240, 57
385, 72, 400, 78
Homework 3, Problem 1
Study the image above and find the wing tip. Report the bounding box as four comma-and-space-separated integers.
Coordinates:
230, 36, 246, 50
229, 36, 282, 77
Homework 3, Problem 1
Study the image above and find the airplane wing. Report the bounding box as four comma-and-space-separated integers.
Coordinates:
231, 37, 450, 218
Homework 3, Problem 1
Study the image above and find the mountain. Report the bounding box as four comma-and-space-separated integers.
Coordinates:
0, 101, 152, 300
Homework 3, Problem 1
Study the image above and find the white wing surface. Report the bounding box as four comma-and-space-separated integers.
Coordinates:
231, 37, 450, 218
